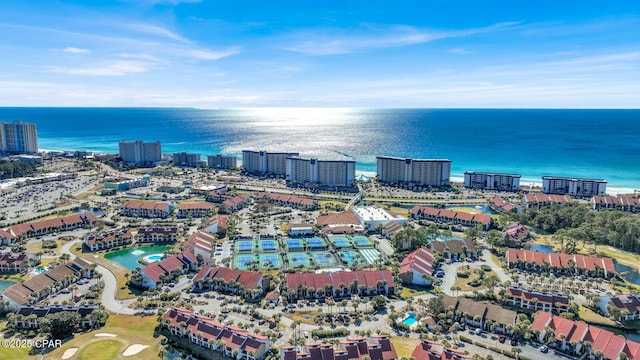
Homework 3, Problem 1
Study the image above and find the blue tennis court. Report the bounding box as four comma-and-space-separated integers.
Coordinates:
312, 252, 337, 266
234, 254, 256, 269
329, 236, 352, 248
236, 240, 254, 252
285, 238, 304, 250
260, 254, 282, 268
307, 237, 326, 249
287, 252, 310, 267
339, 250, 361, 265
261, 240, 277, 251
352, 236, 373, 248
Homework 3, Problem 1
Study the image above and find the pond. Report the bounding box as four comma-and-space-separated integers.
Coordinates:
527, 244, 554, 253
614, 261, 640, 285
104, 245, 171, 271
0, 279, 16, 291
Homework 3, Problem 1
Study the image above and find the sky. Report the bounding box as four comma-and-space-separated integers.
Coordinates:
0, 0, 639, 108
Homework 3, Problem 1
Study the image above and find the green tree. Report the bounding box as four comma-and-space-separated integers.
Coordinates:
39, 311, 82, 339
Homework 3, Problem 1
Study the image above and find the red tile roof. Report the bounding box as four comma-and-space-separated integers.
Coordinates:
506, 249, 615, 275
411, 339, 471, 360
399, 246, 434, 277
178, 202, 213, 210
285, 270, 394, 294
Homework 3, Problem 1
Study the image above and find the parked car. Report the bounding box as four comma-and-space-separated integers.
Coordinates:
540, 345, 549, 353
474, 328, 482, 335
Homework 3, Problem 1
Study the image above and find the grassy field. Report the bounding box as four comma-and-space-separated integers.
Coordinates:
44, 314, 162, 360
578, 306, 617, 327
77, 339, 122, 360
0, 321, 32, 360
453, 270, 497, 292
286, 310, 318, 325
26, 239, 65, 255
400, 285, 429, 298
74, 184, 105, 200
447, 207, 484, 214
390, 336, 420, 358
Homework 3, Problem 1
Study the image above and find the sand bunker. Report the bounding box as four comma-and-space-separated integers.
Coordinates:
94, 332, 118, 337
123, 344, 149, 356
61, 347, 78, 359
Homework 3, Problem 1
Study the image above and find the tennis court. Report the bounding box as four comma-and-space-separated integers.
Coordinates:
260, 254, 283, 269
260, 239, 278, 251
285, 238, 304, 251
329, 236, 352, 248
338, 250, 362, 265
234, 254, 257, 270
352, 236, 373, 248
358, 248, 381, 264
236, 240, 254, 253
311, 252, 338, 267
307, 237, 327, 250
287, 252, 311, 268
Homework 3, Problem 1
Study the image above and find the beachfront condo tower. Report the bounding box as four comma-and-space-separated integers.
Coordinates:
542, 176, 606, 197
207, 154, 237, 169
464, 171, 521, 191
242, 150, 299, 176
286, 157, 356, 187
118, 140, 162, 165
172, 152, 201, 167
0, 121, 38, 154
376, 156, 451, 187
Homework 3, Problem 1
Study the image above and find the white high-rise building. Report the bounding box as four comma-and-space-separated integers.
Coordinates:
207, 154, 237, 169
376, 156, 450, 187
464, 172, 521, 191
118, 140, 161, 165
241, 150, 299, 176
286, 157, 356, 187
0, 121, 38, 154
542, 176, 606, 197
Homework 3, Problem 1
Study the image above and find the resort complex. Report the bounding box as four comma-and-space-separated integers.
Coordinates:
0, 146, 638, 360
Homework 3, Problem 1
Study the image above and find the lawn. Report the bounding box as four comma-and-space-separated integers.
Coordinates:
285, 310, 318, 325
579, 306, 617, 327
26, 239, 64, 255
400, 285, 429, 298
77, 339, 122, 360
453, 270, 497, 292
390, 336, 420, 358
44, 314, 162, 360
74, 184, 104, 200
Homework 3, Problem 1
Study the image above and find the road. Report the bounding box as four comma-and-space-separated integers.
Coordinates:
60, 239, 136, 315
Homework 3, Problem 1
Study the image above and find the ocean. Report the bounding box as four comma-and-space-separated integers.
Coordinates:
0, 107, 638, 192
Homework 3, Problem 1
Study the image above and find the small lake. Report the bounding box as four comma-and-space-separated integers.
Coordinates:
527, 244, 554, 253
0, 279, 16, 291
104, 245, 170, 271
614, 262, 640, 285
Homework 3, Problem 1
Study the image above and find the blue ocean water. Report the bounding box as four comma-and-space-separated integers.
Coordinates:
0, 107, 638, 191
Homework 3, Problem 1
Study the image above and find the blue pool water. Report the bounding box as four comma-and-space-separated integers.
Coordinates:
528, 244, 554, 253
0, 279, 16, 291
104, 245, 170, 270
402, 313, 417, 326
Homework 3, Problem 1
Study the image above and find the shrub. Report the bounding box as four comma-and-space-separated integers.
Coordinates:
457, 271, 470, 278
480, 265, 491, 272
311, 328, 350, 338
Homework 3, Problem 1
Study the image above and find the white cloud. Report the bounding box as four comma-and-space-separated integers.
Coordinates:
281, 22, 518, 55
46, 60, 155, 76
62, 47, 90, 54
123, 23, 189, 42
449, 48, 472, 54
184, 48, 241, 60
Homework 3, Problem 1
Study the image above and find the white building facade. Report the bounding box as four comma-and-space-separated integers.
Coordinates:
241, 150, 299, 175
0, 121, 38, 154
118, 140, 162, 164
464, 171, 521, 191
376, 156, 451, 187
286, 157, 356, 187
542, 176, 606, 197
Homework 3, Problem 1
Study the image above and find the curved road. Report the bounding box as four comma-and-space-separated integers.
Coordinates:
60, 239, 135, 314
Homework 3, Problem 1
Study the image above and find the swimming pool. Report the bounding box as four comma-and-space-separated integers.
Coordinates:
402, 313, 417, 326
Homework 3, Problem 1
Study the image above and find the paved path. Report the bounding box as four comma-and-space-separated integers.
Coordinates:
60, 239, 135, 314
